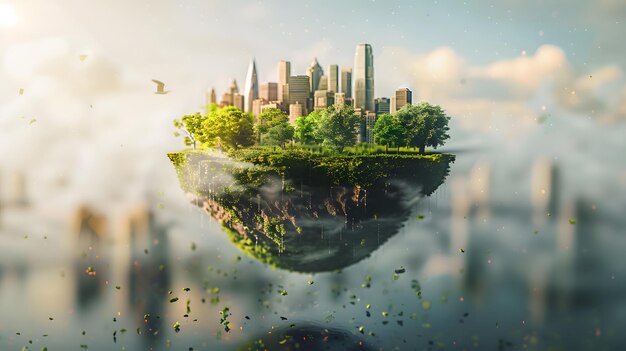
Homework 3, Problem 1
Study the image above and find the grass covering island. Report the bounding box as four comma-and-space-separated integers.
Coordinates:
169, 102, 453, 188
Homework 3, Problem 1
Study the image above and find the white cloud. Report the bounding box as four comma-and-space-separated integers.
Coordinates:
379, 44, 626, 135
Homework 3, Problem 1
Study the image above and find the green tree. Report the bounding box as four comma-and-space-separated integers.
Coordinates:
294, 111, 322, 145
395, 103, 450, 154
173, 112, 206, 149
315, 106, 361, 152
373, 113, 404, 153
203, 106, 255, 150
255, 108, 294, 148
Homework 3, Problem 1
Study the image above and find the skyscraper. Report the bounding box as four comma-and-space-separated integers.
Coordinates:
243, 59, 259, 113
306, 58, 324, 93
260, 82, 278, 102
314, 90, 335, 111
341, 68, 352, 98
206, 88, 217, 106
353, 44, 374, 111
328, 64, 339, 92
288, 75, 310, 116
278, 60, 291, 102
318, 75, 328, 91
391, 88, 412, 112
375, 97, 390, 115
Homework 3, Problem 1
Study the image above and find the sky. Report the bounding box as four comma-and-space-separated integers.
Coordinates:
0, 0, 625, 213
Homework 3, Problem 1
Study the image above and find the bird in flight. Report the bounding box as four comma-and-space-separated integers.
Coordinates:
152, 79, 169, 94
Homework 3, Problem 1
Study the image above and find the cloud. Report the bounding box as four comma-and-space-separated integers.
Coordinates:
4, 37, 123, 97
0, 38, 188, 215
378, 44, 626, 135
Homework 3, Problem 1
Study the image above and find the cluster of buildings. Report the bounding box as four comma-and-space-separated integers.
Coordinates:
206, 44, 413, 144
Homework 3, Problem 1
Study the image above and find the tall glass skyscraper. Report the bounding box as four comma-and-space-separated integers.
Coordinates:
243, 59, 259, 113
353, 44, 374, 111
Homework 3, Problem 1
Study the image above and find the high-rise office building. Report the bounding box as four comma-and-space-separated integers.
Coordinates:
220, 79, 243, 107
328, 64, 339, 92
243, 59, 259, 113
278, 60, 291, 102
318, 75, 328, 91
252, 98, 267, 116
391, 88, 412, 112
375, 97, 391, 115
288, 75, 310, 115
353, 44, 374, 111
206, 88, 217, 106
306, 58, 324, 93
260, 82, 278, 102
341, 68, 352, 98
334, 92, 346, 107
289, 102, 304, 124
233, 94, 245, 111
314, 90, 335, 111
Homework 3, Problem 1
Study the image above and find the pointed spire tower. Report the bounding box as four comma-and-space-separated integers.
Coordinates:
306, 57, 324, 93
243, 59, 259, 113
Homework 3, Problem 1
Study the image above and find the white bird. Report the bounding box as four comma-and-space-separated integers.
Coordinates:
152, 79, 170, 94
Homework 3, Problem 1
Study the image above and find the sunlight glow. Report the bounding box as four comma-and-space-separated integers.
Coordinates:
0, 3, 17, 27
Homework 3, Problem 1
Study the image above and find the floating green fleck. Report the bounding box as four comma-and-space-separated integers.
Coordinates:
279, 289, 288, 296
366, 304, 371, 310
569, 218, 577, 224
169, 297, 179, 303
394, 267, 406, 274
416, 214, 425, 219
358, 326, 364, 333
382, 311, 389, 317
307, 280, 314, 285
422, 300, 432, 311
173, 321, 181, 333
459, 248, 465, 253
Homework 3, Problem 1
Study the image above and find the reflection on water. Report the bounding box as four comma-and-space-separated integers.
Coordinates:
1, 133, 626, 350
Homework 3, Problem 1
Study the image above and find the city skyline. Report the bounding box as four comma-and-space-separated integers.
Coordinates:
209, 43, 413, 120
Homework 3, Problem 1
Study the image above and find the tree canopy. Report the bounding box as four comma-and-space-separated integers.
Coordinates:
373, 113, 404, 153
173, 101, 451, 154
173, 112, 206, 149
294, 111, 322, 145
255, 108, 294, 148
393, 103, 450, 153
203, 106, 255, 150
314, 106, 361, 151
